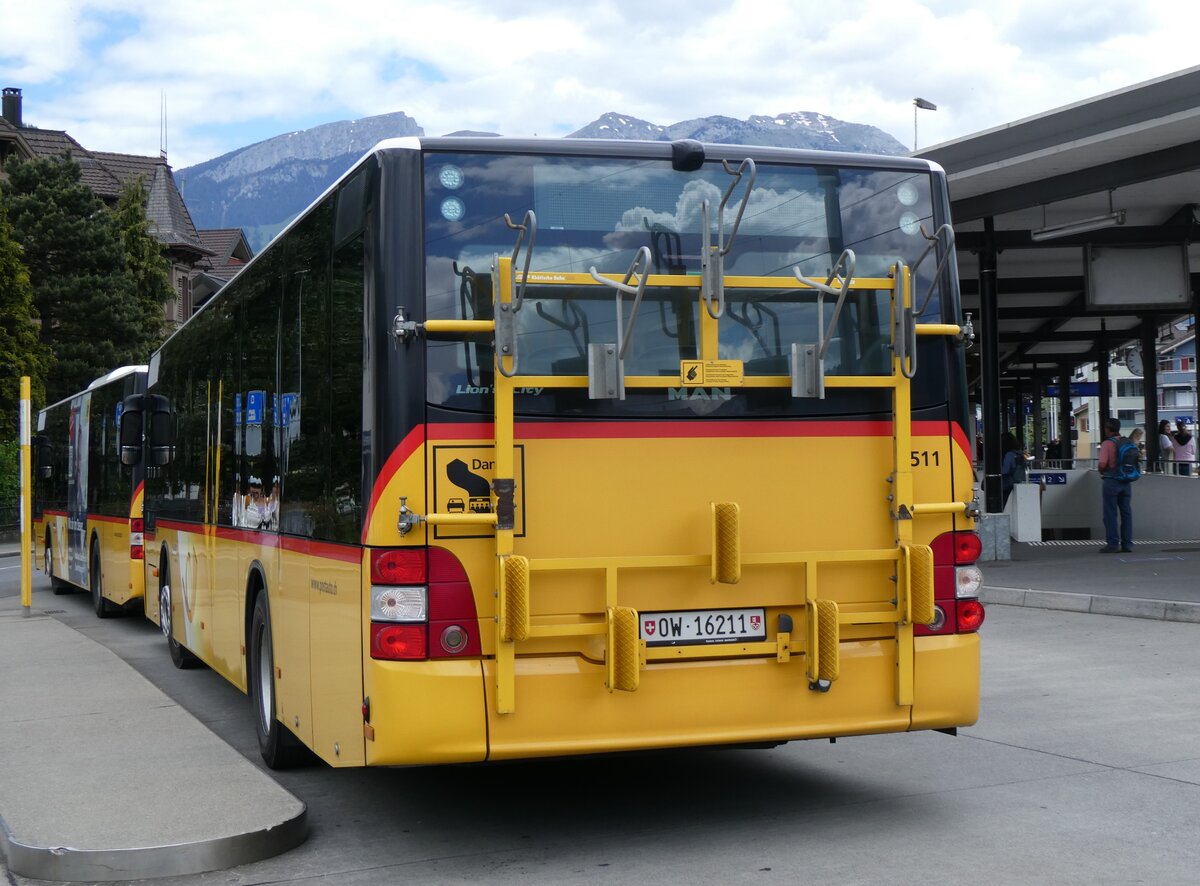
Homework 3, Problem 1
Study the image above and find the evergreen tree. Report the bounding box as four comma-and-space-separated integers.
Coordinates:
0, 153, 157, 402
0, 204, 51, 434
115, 176, 173, 346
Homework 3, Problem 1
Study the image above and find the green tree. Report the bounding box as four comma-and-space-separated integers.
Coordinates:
0, 204, 51, 437
115, 175, 173, 346
0, 153, 157, 403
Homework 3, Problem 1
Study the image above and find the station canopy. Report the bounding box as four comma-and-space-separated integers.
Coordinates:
917, 65, 1200, 387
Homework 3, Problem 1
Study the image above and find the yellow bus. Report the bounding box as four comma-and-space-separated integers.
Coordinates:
126, 137, 984, 769
34, 365, 148, 618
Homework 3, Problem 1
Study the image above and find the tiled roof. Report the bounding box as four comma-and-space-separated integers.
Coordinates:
92, 150, 208, 255
197, 228, 252, 265
16, 126, 121, 195
3, 98, 208, 260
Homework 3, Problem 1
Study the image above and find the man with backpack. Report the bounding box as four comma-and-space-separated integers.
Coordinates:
1098, 416, 1139, 553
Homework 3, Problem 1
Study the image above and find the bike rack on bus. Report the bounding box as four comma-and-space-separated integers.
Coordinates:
699, 158, 756, 320
397, 216, 977, 715
495, 211, 537, 378
896, 223, 958, 380
791, 249, 857, 399
586, 246, 652, 400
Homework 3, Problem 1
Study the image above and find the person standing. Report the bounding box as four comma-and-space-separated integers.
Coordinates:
1158, 419, 1174, 473
1000, 431, 1022, 509
1171, 420, 1195, 476
1098, 417, 1134, 553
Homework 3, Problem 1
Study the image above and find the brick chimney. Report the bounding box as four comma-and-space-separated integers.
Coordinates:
2, 88, 22, 126
2, 87, 22, 127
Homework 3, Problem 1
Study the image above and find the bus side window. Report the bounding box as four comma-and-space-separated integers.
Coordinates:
327, 232, 365, 544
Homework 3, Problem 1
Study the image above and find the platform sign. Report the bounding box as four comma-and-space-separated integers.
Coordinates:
1028, 472, 1067, 486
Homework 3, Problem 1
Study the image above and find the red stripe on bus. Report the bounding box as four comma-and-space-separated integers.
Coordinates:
88, 513, 129, 527
361, 425, 426, 542
42, 509, 67, 518
426, 418, 968, 441
279, 536, 362, 564
154, 520, 361, 565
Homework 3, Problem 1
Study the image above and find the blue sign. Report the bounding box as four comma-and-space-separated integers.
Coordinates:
281, 393, 297, 427
246, 390, 264, 425
1045, 382, 1100, 397
1028, 472, 1067, 485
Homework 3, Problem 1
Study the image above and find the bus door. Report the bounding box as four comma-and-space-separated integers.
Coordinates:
66, 392, 91, 587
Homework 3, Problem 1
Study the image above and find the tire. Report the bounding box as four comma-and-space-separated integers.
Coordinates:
91, 542, 117, 618
248, 592, 307, 769
159, 555, 199, 669
47, 534, 70, 595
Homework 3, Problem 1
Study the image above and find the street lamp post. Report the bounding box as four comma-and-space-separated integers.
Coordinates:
913, 97, 937, 151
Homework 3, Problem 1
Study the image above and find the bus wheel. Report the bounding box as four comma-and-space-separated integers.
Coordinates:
159, 558, 199, 669
249, 592, 306, 769
47, 534, 69, 595
90, 543, 117, 618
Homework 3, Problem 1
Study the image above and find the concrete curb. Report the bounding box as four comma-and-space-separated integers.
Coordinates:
982, 586, 1200, 624
0, 810, 308, 884
0, 611, 308, 882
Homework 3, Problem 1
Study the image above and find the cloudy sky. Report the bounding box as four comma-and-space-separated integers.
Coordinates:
3, 0, 1199, 170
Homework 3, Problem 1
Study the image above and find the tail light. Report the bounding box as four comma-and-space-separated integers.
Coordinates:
368, 547, 480, 660
130, 518, 144, 560
917, 530, 985, 635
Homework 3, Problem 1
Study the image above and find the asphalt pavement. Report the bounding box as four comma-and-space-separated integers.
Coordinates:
1, 534, 1199, 883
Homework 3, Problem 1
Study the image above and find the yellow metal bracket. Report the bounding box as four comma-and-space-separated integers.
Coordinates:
606, 606, 641, 692
711, 501, 741, 584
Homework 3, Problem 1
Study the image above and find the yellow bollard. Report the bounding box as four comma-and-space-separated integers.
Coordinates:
20, 376, 32, 612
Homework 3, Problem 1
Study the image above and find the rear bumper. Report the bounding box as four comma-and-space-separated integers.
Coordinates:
363, 633, 979, 765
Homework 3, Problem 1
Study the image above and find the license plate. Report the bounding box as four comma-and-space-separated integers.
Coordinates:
639, 607, 766, 647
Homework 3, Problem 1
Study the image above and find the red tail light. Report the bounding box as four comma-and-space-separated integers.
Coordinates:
954, 532, 983, 564
957, 599, 986, 632
130, 517, 144, 560
369, 547, 480, 660
370, 623, 427, 660
920, 531, 984, 636
371, 548, 426, 584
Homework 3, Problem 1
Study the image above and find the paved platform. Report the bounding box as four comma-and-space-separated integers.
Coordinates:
0, 544, 307, 882
980, 539, 1200, 623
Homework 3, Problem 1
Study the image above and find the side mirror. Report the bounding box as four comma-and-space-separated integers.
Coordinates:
34, 435, 53, 479
120, 395, 144, 466
146, 394, 175, 466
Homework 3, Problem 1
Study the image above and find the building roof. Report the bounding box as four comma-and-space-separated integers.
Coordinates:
194, 228, 251, 282
90, 150, 208, 255
917, 64, 1200, 384
1, 108, 207, 257
12, 125, 123, 195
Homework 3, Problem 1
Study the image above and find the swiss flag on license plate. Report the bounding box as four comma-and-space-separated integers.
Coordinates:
643, 620, 656, 636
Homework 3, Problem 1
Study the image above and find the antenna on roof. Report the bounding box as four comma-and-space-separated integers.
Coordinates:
160, 91, 168, 162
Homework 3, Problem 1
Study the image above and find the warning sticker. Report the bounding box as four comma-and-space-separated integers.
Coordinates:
679, 360, 745, 387
431, 445, 526, 539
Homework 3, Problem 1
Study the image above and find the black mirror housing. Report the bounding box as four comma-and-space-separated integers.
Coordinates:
120, 394, 144, 466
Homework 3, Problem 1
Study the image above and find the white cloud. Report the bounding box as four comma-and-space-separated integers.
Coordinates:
2, 0, 1199, 167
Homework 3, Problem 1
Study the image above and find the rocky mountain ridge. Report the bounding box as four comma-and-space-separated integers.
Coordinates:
178, 109, 907, 251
